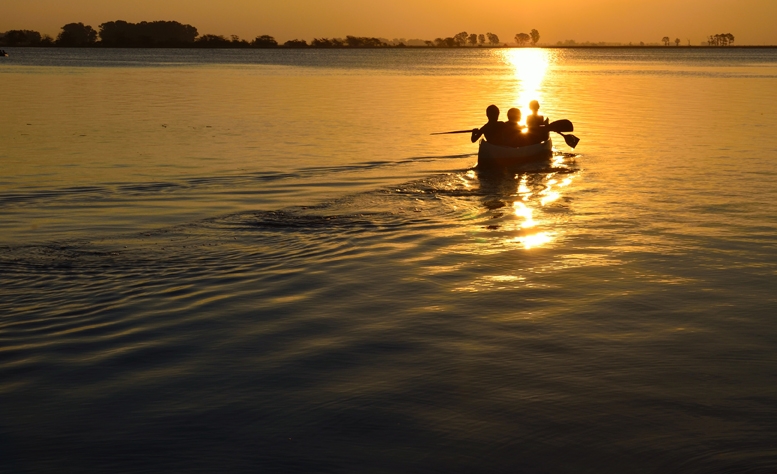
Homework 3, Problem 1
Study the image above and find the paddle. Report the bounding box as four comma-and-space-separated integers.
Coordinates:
541, 119, 581, 148
430, 129, 476, 135
557, 132, 581, 149
539, 120, 580, 148
431, 119, 574, 135
542, 119, 573, 133
431, 119, 580, 149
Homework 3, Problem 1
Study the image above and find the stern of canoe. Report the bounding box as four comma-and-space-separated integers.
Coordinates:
477, 139, 553, 170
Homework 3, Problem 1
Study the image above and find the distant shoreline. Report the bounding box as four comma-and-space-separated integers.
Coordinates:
2, 45, 776, 49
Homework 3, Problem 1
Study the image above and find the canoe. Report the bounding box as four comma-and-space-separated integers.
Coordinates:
477, 138, 552, 170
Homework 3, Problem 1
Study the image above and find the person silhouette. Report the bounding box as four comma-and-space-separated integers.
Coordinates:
526, 100, 547, 128
526, 100, 550, 143
503, 108, 526, 147
471, 105, 506, 145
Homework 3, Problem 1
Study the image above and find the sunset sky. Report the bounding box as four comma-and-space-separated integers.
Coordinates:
4, 0, 777, 45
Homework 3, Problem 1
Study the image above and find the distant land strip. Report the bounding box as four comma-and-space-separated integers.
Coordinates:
0, 21, 767, 48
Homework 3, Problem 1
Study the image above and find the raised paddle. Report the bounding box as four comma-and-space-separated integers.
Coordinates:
431, 119, 574, 135
431, 119, 580, 149
542, 119, 573, 133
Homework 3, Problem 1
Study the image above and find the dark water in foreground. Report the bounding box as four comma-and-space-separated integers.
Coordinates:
2, 48, 777, 473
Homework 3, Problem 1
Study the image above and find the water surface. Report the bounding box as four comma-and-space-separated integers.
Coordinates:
2, 48, 777, 473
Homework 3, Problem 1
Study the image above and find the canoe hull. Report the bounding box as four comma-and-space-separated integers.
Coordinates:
477, 139, 553, 170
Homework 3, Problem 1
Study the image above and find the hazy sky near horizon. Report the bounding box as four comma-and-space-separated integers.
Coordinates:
4, 0, 777, 45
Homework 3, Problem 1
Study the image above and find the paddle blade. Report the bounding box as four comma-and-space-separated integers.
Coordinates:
545, 119, 574, 133
430, 129, 476, 135
560, 133, 580, 149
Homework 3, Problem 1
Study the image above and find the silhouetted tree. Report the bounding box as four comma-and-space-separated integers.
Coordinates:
467, 33, 478, 46
478, 34, 486, 45
99, 20, 198, 46
2, 30, 42, 46
453, 31, 468, 46
311, 37, 346, 47
514, 32, 530, 46
57, 23, 97, 46
675, 38, 680, 46
194, 34, 232, 47
486, 32, 499, 46
708, 33, 735, 46
283, 39, 308, 48
252, 35, 278, 47
662, 36, 670, 46
530, 29, 540, 46
345, 36, 387, 47
230, 35, 250, 47
424, 40, 434, 47
433, 37, 457, 47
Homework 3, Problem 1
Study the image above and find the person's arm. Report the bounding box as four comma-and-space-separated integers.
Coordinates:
471, 123, 488, 143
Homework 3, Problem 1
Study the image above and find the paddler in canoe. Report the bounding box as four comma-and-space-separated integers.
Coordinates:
503, 108, 527, 147
431, 104, 579, 150
470, 104, 507, 145
467, 104, 553, 169
470, 104, 545, 148
526, 100, 550, 143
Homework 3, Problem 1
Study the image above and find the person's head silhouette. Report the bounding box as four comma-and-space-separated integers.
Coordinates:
486, 104, 500, 122
507, 108, 521, 123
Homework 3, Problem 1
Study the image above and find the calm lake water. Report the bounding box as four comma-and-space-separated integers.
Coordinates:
2, 47, 777, 473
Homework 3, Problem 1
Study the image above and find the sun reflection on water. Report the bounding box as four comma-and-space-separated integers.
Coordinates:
513, 201, 536, 228
472, 169, 578, 252
513, 231, 553, 250
497, 49, 554, 121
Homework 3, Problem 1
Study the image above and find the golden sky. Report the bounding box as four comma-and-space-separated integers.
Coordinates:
4, 0, 777, 45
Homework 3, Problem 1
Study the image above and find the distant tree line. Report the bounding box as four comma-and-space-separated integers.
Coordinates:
0, 22, 739, 48
556, 39, 633, 46
707, 33, 735, 46
1, 22, 505, 48
309, 36, 389, 48
425, 31, 502, 47
0, 29, 55, 46
99, 21, 197, 46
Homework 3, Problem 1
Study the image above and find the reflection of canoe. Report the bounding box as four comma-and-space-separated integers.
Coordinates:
477, 139, 552, 170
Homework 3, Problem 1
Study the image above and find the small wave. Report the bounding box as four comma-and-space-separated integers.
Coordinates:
0, 154, 478, 209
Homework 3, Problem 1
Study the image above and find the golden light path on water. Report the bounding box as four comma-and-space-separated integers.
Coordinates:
510, 168, 574, 250
456, 163, 578, 292
498, 48, 554, 124
459, 160, 577, 288
483, 49, 573, 252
